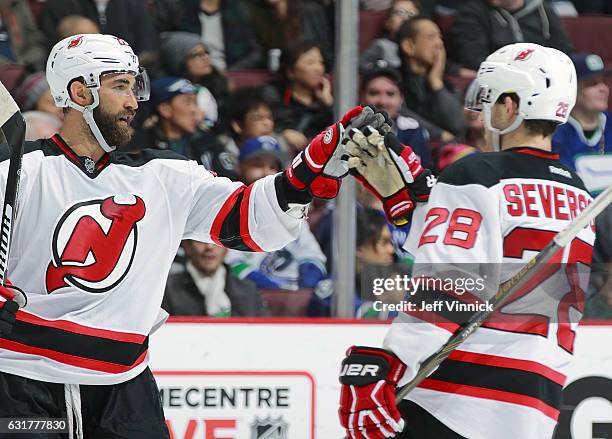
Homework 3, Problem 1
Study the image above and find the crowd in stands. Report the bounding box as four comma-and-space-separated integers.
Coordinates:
1, 0, 611, 319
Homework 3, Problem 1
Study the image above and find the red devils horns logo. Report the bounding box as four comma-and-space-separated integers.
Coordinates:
514, 48, 535, 61
67, 36, 84, 49
46, 195, 146, 294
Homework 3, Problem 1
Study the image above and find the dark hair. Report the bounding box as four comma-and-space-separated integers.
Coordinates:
496, 93, 559, 137
396, 15, 432, 44
356, 208, 388, 249
383, 0, 422, 36
360, 67, 402, 93
225, 87, 272, 132
279, 40, 323, 81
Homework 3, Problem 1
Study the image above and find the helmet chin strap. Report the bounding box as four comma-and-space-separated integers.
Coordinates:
66, 89, 116, 153
483, 105, 525, 151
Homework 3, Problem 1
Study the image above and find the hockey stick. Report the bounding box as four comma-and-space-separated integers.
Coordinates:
0, 80, 26, 308
396, 183, 612, 403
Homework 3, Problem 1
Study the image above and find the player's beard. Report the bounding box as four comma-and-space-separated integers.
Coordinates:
93, 106, 134, 148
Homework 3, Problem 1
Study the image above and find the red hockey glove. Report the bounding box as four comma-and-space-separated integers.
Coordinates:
345, 128, 435, 226
285, 106, 391, 199
339, 346, 407, 439
0, 281, 24, 337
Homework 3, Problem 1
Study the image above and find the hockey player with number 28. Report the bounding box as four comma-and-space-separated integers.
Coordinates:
338, 43, 596, 438
0, 34, 390, 438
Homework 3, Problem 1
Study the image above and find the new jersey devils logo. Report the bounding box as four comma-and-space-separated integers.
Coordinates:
46, 195, 146, 294
514, 48, 535, 61
67, 36, 84, 49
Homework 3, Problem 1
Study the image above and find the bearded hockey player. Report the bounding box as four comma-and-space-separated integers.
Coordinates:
338, 43, 595, 438
0, 34, 389, 438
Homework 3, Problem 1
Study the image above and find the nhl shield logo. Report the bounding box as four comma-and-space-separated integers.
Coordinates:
84, 158, 96, 174
250, 416, 288, 439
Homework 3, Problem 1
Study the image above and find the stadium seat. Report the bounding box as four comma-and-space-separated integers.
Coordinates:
359, 10, 386, 53
0, 64, 27, 93
260, 289, 313, 317
226, 70, 275, 90
562, 15, 612, 63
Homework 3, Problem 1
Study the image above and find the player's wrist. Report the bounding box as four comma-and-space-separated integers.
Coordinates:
275, 173, 313, 212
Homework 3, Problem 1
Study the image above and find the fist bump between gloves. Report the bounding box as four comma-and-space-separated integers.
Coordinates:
285, 106, 391, 199
343, 127, 435, 226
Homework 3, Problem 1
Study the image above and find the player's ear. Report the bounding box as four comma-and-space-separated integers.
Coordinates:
230, 120, 242, 136
68, 80, 93, 107
504, 96, 518, 118
157, 102, 172, 119
400, 39, 414, 57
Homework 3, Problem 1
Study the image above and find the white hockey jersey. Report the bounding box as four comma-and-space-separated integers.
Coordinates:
385, 147, 595, 439
0, 135, 305, 385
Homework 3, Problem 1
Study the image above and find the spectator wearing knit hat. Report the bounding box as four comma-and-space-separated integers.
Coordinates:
160, 31, 230, 113
130, 77, 238, 180
14, 72, 63, 120
552, 53, 612, 174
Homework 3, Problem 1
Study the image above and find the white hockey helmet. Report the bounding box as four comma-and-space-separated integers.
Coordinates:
465, 43, 577, 150
46, 34, 150, 152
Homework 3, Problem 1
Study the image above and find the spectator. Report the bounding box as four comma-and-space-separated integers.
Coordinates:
14, 72, 63, 120
39, 0, 158, 55
553, 53, 612, 171
226, 136, 327, 290
23, 111, 62, 141
56, 15, 100, 40
249, 0, 333, 68
0, 0, 46, 70
450, 0, 573, 71
360, 0, 420, 73
360, 67, 433, 169
309, 208, 409, 318
219, 87, 291, 162
397, 17, 466, 141
179, 0, 263, 70
130, 77, 238, 179
163, 240, 266, 316
160, 32, 230, 111
263, 40, 334, 144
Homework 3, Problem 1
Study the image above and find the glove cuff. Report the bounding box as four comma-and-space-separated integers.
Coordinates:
383, 190, 415, 226
341, 346, 406, 386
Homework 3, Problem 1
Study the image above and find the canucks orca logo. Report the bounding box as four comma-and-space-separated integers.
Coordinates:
45, 195, 146, 293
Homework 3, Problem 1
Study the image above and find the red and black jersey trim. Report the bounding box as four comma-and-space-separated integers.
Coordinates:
418, 351, 563, 420
50, 135, 111, 178
438, 147, 586, 192
210, 185, 263, 252
0, 310, 147, 374
404, 279, 485, 332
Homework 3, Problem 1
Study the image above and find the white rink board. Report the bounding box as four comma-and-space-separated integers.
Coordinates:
149, 319, 612, 439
